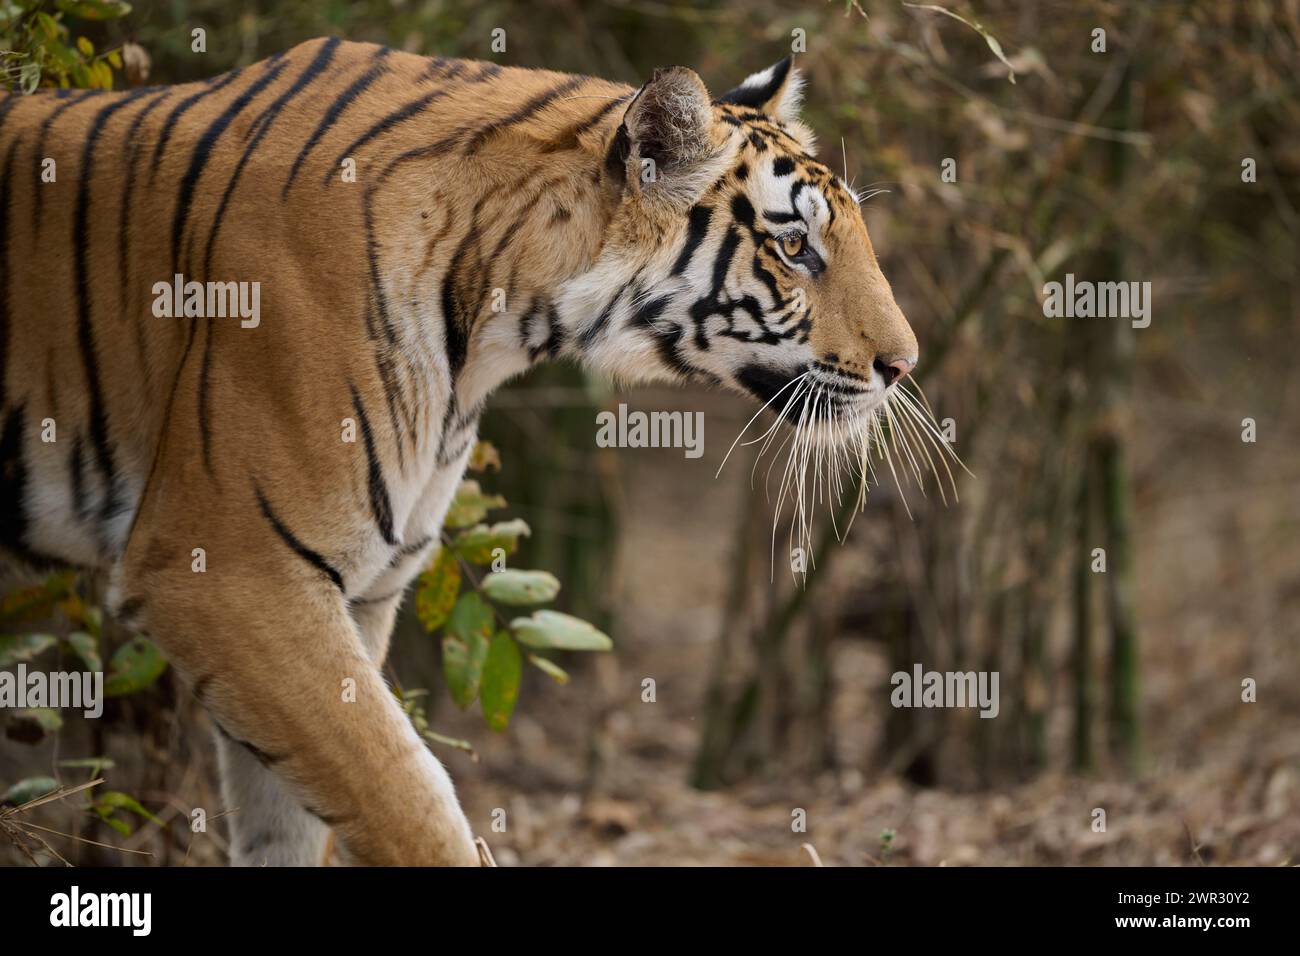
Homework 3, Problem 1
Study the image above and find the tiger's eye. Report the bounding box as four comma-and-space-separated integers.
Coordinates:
781, 234, 806, 258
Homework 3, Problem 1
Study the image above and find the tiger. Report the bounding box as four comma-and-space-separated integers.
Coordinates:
0, 38, 918, 866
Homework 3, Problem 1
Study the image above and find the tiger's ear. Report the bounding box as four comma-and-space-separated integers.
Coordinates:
718, 56, 803, 124
614, 66, 721, 209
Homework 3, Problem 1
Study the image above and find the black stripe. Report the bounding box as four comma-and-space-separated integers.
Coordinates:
117, 90, 171, 323
578, 281, 632, 350
283, 48, 390, 198
438, 200, 492, 378
544, 304, 565, 358
0, 405, 32, 561
640, 320, 713, 383
374, 351, 409, 472
361, 195, 402, 349
147, 317, 199, 513
671, 203, 713, 276
464, 75, 587, 153
349, 384, 397, 546
33, 91, 107, 232
569, 94, 630, 138
69, 432, 88, 519
171, 59, 287, 270
255, 485, 345, 592
518, 298, 541, 350
327, 87, 451, 185
710, 223, 743, 292
349, 588, 404, 608
481, 172, 545, 278
197, 320, 216, 475
631, 294, 673, 329
392, 534, 433, 561
761, 208, 802, 225
214, 722, 284, 767
204, 38, 341, 275
190, 673, 212, 703
359, 191, 418, 464
149, 70, 241, 181
74, 89, 157, 525
303, 803, 351, 827
730, 194, 756, 229
115, 595, 146, 628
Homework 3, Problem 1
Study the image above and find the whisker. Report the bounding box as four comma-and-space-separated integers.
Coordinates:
890, 394, 949, 506
874, 412, 913, 520
890, 389, 961, 501
716, 371, 811, 478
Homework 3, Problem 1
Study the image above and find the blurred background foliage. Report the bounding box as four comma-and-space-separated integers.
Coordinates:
2, 0, 1298, 865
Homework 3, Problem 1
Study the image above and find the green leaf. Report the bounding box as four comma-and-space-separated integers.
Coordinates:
442, 635, 488, 709
63, 630, 101, 672
448, 591, 495, 643
481, 569, 560, 606
56, 0, 133, 21
414, 548, 461, 632
94, 790, 162, 827
90, 59, 112, 89
0, 632, 57, 667
452, 518, 530, 565
444, 479, 507, 529
36, 12, 61, 41
5, 707, 63, 744
96, 813, 132, 836
441, 593, 493, 708
511, 610, 612, 651
2, 776, 59, 806
103, 637, 167, 697
480, 632, 522, 731
528, 653, 570, 685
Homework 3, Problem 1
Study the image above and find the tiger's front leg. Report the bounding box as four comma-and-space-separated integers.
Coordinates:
118, 493, 478, 867
210, 586, 415, 865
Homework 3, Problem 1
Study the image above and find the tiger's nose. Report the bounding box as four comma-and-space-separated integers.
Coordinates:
873, 355, 916, 386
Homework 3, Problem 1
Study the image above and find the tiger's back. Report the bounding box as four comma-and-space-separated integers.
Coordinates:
0, 38, 628, 575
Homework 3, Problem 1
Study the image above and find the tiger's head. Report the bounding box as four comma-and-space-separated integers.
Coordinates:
566, 57, 919, 439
